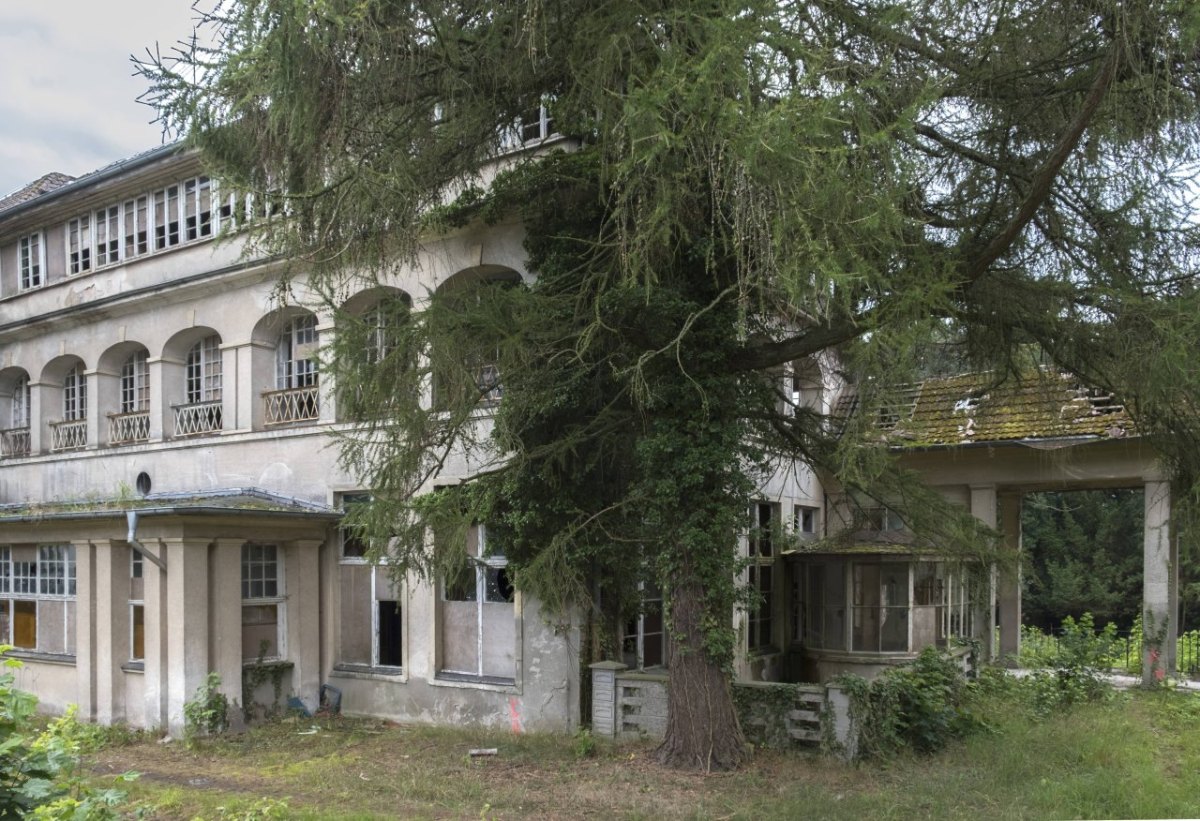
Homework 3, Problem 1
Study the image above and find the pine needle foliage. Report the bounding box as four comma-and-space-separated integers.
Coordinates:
140, 0, 1200, 770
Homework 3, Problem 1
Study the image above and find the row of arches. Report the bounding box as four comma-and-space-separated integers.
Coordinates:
0, 265, 525, 458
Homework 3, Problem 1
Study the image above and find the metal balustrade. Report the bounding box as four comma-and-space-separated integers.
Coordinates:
174, 401, 223, 436
263, 385, 320, 425
50, 419, 88, 451
0, 428, 30, 458
108, 411, 150, 445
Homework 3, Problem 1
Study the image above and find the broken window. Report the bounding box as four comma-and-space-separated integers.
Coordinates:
67, 216, 92, 275
439, 525, 515, 682
747, 502, 778, 652
18, 233, 43, 290
95, 205, 120, 267
123, 196, 150, 258
337, 494, 403, 671
794, 505, 818, 538
852, 562, 909, 652
130, 548, 144, 661
276, 314, 319, 390
241, 543, 283, 661
153, 184, 181, 250
0, 545, 77, 655
620, 582, 665, 670
184, 177, 213, 241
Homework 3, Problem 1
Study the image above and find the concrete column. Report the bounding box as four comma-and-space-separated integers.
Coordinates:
287, 539, 324, 712
316, 321, 337, 424
997, 493, 1022, 663
589, 661, 626, 737
147, 357, 179, 441
94, 541, 129, 725
29, 380, 48, 454
247, 341, 276, 431
969, 485, 999, 661
210, 538, 244, 713
164, 538, 212, 734
1143, 480, 1174, 684
72, 540, 96, 722
219, 343, 243, 432
86, 367, 107, 448
142, 542, 169, 730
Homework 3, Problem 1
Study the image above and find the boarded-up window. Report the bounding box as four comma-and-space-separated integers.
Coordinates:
13, 600, 35, 649
439, 525, 514, 682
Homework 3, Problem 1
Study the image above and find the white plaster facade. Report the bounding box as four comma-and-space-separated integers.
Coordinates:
0, 142, 1180, 736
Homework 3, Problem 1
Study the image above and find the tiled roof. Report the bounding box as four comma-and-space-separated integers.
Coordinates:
836, 371, 1135, 447
0, 172, 76, 214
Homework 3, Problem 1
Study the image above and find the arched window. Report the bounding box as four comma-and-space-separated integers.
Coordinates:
120, 351, 150, 414
10, 377, 29, 429
276, 315, 318, 389
186, 336, 222, 403
63, 365, 87, 421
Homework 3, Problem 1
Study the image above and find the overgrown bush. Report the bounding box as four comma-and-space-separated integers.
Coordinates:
0, 650, 135, 817
839, 648, 981, 759
183, 672, 230, 743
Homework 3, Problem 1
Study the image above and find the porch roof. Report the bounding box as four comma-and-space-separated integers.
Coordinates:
833, 371, 1135, 448
0, 488, 341, 524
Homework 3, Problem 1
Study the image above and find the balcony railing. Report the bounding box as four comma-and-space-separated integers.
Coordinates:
50, 419, 87, 451
0, 427, 30, 458
174, 400, 223, 436
108, 411, 150, 445
264, 385, 320, 425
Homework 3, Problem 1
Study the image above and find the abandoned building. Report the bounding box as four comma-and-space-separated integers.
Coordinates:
0, 136, 1179, 737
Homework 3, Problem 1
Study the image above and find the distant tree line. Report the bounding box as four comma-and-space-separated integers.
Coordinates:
1021, 490, 1200, 633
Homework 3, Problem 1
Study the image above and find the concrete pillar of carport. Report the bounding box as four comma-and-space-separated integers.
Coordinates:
1143, 480, 1176, 684
969, 485, 999, 662
142, 542, 169, 730
164, 538, 212, 735
997, 493, 1022, 663
287, 539, 324, 712
210, 538, 244, 720
72, 540, 96, 722
94, 541, 131, 724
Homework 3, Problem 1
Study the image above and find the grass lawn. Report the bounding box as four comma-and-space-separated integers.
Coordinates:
87, 687, 1200, 819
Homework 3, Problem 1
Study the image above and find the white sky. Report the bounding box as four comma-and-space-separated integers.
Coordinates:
0, 2, 202, 198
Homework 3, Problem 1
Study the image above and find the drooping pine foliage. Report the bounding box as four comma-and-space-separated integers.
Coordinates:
141, 0, 1200, 769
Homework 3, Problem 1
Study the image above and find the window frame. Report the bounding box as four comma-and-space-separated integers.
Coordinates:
185, 335, 223, 404
747, 501, 778, 653
62, 364, 87, 422
241, 543, 286, 662
438, 524, 516, 684
119, 351, 150, 414
276, 314, 319, 390
0, 545, 77, 656
18, 233, 44, 291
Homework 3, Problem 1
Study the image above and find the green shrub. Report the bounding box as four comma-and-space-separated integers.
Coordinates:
0, 649, 136, 818
183, 672, 230, 743
841, 648, 981, 759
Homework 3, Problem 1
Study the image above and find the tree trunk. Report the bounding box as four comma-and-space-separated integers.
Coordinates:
656, 569, 747, 771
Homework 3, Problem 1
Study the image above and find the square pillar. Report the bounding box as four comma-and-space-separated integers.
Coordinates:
219, 343, 243, 432
997, 493, 1022, 663
143, 542, 169, 730
210, 538, 244, 713
969, 485, 999, 661
286, 539, 324, 712
1143, 480, 1174, 684
85, 368, 106, 448
316, 321, 337, 424
94, 541, 130, 724
72, 540, 96, 722
29, 380, 49, 454
164, 538, 212, 735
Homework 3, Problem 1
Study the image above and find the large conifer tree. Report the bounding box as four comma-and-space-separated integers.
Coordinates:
143, 1, 1200, 769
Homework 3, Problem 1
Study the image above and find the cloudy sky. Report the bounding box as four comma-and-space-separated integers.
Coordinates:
0, 3, 202, 197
